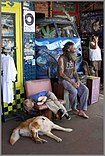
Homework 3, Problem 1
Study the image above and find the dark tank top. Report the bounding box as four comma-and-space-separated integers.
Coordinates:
58, 54, 75, 82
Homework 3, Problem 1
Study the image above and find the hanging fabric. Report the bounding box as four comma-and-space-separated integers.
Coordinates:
1, 54, 17, 103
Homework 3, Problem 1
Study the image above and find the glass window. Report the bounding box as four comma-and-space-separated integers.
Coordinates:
1, 14, 15, 37
1, 13, 16, 59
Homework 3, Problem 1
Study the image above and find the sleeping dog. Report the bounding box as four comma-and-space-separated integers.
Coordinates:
10, 116, 73, 145
36, 109, 65, 121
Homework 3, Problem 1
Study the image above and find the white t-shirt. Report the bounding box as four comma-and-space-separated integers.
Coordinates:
89, 42, 102, 61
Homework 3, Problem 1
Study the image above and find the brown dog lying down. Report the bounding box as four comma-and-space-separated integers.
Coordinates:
10, 116, 73, 145
36, 109, 65, 121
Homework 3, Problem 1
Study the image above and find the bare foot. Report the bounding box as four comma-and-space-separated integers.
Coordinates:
72, 109, 79, 115
78, 110, 89, 119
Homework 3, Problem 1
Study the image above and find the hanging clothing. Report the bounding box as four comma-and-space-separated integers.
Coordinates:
1, 54, 17, 103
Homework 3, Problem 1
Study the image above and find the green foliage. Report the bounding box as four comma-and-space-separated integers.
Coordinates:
62, 8, 72, 22
41, 25, 56, 38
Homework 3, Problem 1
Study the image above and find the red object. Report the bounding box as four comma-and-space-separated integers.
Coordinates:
52, 2, 80, 25
25, 79, 65, 111
25, 79, 52, 110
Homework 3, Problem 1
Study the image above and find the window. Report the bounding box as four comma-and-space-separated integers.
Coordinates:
1, 13, 16, 61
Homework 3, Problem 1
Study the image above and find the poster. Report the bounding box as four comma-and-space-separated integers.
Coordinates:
24, 10, 35, 32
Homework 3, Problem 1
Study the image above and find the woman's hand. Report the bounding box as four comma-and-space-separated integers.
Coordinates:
94, 36, 99, 43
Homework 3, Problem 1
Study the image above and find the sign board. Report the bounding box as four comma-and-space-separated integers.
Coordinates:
24, 10, 35, 32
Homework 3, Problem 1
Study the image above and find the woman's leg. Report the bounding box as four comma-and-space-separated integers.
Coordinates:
45, 99, 59, 114
47, 91, 71, 120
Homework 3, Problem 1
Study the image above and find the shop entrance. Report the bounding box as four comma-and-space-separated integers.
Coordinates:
1, 2, 24, 119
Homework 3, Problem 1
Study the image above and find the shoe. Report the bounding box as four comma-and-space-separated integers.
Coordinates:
64, 114, 71, 120
57, 109, 64, 120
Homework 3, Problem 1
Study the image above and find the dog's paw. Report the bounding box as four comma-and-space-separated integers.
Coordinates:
66, 128, 73, 132
35, 139, 47, 144
42, 139, 48, 143
34, 138, 47, 143
56, 138, 62, 142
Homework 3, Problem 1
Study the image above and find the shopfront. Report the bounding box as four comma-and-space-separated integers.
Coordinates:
1, 1, 24, 120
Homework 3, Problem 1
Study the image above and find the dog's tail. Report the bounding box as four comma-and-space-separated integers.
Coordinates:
10, 127, 20, 145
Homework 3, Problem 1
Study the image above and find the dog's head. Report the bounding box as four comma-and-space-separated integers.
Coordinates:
39, 109, 53, 121
38, 109, 63, 121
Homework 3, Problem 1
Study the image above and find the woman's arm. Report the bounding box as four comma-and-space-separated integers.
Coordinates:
90, 36, 98, 49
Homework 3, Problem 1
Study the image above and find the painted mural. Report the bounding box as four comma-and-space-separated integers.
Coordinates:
35, 17, 83, 79
80, 11, 103, 37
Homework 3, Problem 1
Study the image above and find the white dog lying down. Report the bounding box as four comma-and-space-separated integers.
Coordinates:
10, 116, 73, 145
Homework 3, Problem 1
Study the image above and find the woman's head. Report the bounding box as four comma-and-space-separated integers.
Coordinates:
23, 99, 34, 111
